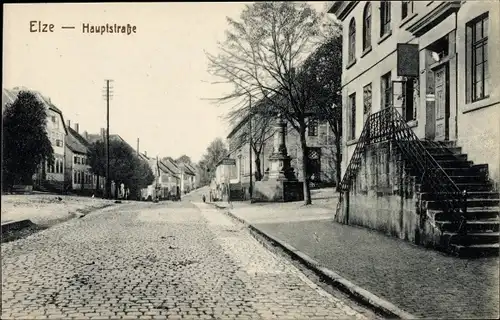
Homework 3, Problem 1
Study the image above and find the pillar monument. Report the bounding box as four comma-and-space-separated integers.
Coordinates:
266, 113, 297, 181
254, 113, 303, 203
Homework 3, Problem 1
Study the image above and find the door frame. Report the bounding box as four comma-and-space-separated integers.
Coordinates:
431, 62, 450, 141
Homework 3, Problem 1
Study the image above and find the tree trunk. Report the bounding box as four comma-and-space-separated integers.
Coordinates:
299, 126, 312, 205
254, 156, 262, 181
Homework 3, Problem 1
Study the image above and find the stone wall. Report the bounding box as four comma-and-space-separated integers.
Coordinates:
336, 141, 421, 242
252, 180, 304, 203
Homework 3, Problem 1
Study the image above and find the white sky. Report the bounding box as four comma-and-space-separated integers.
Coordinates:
3, 2, 328, 163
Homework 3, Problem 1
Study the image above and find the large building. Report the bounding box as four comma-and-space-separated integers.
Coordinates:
329, 1, 499, 256
226, 112, 338, 200
2, 87, 68, 192
64, 121, 100, 194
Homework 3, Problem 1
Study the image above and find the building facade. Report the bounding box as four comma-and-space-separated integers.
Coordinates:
2, 87, 68, 191
331, 0, 499, 187
64, 122, 100, 193
329, 0, 500, 255
227, 115, 338, 191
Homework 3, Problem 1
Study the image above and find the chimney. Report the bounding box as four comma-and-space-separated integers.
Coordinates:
83, 130, 89, 140
100, 128, 106, 139
144, 151, 147, 157
67, 120, 71, 127
137, 138, 140, 155
74, 123, 79, 133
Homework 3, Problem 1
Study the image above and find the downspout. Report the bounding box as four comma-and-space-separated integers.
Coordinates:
455, 11, 459, 141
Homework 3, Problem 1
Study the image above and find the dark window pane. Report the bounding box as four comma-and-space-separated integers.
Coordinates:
475, 20, 483, 40
475, 80, 483, 99
475, 64, 484, 83
474, 46, 484, 65
483, 17, 488, 38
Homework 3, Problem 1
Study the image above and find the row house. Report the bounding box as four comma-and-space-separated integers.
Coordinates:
329, 1, 499, 256
139, 152, 181, 200
178, 162, 197, 193
226, 112, 338, 200
64, 121, 102, 194
2, 87, 68, 192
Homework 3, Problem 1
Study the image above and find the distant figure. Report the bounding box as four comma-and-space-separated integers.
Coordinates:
202, 194, 206, 203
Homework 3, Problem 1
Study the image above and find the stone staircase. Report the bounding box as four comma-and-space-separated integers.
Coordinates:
419, 141, 499, 257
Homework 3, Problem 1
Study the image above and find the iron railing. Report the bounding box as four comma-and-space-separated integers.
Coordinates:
336, 106, 467, 235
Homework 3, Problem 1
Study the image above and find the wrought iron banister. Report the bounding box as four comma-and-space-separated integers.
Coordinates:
336, 106, 467, 236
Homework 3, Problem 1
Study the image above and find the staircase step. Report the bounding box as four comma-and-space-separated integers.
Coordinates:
431, 154, 468, 161
427, 198, 499, 209
455, 183, 494, 192
435, 160, 473, 168
448, 175, 489, 184
425, 146, 463, 155
437, 218, 499, 232
432, 207, 500, 221
442, 167, 482, 176
443, 231, 500, 245
420, 140, 457, 148
450, 243, 499, 258
421, 191, 500, 200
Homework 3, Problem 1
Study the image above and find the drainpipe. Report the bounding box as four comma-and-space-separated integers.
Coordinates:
455, 12, 459, 142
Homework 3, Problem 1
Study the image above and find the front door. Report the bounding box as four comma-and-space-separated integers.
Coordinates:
434, 64, 449, 141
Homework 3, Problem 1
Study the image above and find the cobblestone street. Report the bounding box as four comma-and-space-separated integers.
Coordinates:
1, 199, 375, 320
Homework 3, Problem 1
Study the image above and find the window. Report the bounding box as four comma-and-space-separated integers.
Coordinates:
308, 118, 318, 136
380, 1, 391, 37
348, 18, 356, 63
363, 3, 372, 50
74, 156, 78, 164
381, 72, 392, 109
466, 13, 489, 103
56, 139, 63, 147
51, 116, 56, 122
74, 171, 77, 183
348, 93, 356, 140
401, 1, 414, 20
363, 84, 372, 119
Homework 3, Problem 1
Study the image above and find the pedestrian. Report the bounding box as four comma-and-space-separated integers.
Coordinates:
202, 194, 206, 203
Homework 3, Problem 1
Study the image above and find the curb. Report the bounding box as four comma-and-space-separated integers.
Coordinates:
210, 203, 417, 320
1, 219, 35, 234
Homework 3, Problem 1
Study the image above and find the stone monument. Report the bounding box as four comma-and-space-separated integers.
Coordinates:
253, 113, 304, 202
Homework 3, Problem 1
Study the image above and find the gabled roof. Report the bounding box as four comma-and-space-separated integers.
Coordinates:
182, 163, 196, 176
2, 87, 68, 134
185, 162, 198, 174
162, 157, 181, 175
66, 127, 89, 154
158, 160, 180, 179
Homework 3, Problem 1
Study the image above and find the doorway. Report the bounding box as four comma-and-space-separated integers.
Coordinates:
433, 64, 450, 141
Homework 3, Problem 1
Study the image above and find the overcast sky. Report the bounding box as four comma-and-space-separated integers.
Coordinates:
3, 2, 328, 163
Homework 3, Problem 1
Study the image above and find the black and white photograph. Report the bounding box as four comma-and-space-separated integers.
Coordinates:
2, 1, 499, 319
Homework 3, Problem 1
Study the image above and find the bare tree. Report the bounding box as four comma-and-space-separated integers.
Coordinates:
299, 33, 343, 188
206, 2, 338, 205
226, 101, 275, 182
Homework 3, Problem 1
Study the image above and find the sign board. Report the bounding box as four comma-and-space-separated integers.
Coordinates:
397, 43, 419, 77
220, 158, 236, 166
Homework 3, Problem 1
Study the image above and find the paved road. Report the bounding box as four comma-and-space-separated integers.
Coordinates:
1, 198, 374, 320
255, 220, 499, 319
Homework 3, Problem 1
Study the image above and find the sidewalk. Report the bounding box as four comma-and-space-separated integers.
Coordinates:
210, 193, 499, 319
1, 194, 116, 227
